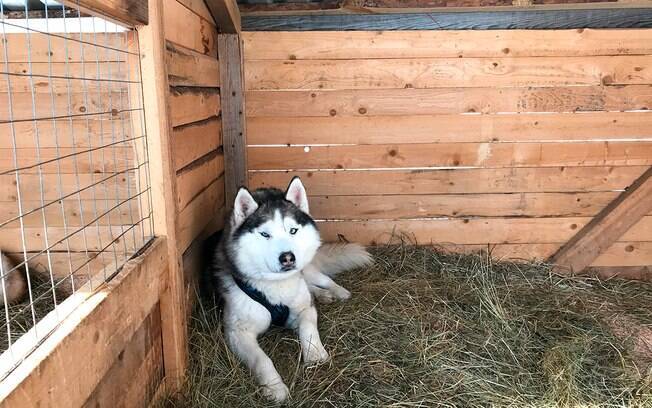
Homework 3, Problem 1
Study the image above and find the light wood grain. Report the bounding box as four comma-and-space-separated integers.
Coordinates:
242, 30, 652, 60
247, 112, 652, 145
176, 152, 224, 211
166, 41, 220, 88
169, 88, 221, 128
177, 177, 225, 252
59, 0, 147, 27
2, 33, 127, 63
245, 85, 652, 117
249, 166, 646, 195
163, 0, 218, 57
172, 118, 222, 172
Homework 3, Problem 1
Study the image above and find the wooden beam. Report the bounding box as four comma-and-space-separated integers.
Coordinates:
218, 33, 247, 208
206, 0, 242, 33
136, 0, 187, 391
550, 167, 652, 274
241, 8, 652, 30
59, 0, 147, 27
584, 265, 652, 281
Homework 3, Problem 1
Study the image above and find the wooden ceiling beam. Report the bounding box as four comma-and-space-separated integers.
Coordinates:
206, 0, 242, 33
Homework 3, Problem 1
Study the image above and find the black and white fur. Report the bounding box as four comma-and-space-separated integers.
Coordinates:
209, 177, 372, 402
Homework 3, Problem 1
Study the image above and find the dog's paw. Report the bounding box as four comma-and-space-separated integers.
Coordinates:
331, 286, 351, 301
303, 344, 330, 365
262, 381, 289, 403
314, 291, 335, 304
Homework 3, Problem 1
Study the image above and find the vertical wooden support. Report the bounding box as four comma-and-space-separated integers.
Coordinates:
550, 166, 652, 274
136, 0, 187, 391
206, 0, 241, 33
218, 33, 247, 208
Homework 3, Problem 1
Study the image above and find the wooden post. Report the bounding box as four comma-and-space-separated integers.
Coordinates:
218, 33, 247, 208
550, 166, 652, 274
59, 0, 148, 27
136, 0, 187, 391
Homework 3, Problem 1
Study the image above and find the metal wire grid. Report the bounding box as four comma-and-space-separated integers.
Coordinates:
0, 1, 154, 374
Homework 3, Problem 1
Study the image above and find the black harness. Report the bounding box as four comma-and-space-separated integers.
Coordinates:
232, 276, 290, 327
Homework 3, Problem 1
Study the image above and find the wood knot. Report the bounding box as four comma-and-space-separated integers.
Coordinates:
625, 245, 635, 253
358, 107, 367, 115
501, 48, 510, 54
329, 109, 337, 116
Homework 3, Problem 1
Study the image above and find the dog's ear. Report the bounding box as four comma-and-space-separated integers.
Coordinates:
285, 177, 309, 214
232, 187, 258, 228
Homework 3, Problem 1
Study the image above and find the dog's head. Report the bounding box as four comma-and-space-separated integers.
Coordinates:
226, 177, 321, 281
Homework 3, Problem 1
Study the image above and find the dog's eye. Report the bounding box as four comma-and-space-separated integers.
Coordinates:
260, 231, 271, 238
289, 228, 298, 235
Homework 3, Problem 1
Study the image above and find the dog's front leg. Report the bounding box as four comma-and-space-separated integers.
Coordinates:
295, 306, 330, 365
226, 328, 289, 402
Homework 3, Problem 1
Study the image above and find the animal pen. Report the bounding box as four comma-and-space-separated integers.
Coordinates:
0, 0, 652, 406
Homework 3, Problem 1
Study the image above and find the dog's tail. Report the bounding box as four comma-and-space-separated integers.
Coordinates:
310, 243, 373, 276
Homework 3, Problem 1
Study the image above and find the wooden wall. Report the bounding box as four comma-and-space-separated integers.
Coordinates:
163, 0, 225, 303
243, 29, 652, 268
0, 30, 146, 290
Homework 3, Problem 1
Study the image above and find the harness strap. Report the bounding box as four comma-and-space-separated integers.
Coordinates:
232, 276, 290, 327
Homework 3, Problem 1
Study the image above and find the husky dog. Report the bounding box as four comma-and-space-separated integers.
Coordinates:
209, 177, 372, 402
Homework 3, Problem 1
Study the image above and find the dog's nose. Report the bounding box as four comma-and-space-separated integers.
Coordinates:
279, 251, 296, 269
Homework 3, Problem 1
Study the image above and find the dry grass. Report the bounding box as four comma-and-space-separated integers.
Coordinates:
161, 243, 652, 407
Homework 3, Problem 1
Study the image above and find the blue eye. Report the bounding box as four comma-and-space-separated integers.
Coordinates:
289, 228, 298, 235
260, 231, 271, 238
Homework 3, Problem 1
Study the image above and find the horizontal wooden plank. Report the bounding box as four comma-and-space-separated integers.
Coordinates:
245, 56, 652, 91
2, 62, 129, 82
245, 85, 652, 117
1, 33, 128, 63
166, 41, 220, 87
0, 117, 137, 149
0, 75, 129, 94
0, 199, 139, 228
242, 29, 652, 60
169, 88, 221, 128
591, 241, 652, 267
1, 173, 137, 201
316, 215, 652, 245
249, 166, 647, 195
1, 223, 142, 252
177, 177, 225, 253
0, 146, 133, 174
58, 0, 148, 27
172, 117, 222, 172
0, 91, 128, 122
163, 0, 218, 57
249, 141, 652, 170
308, 192, 624, 220
247, 112, 652, 145
0, 237, 165, 407
241, 9, 652, 31
176, 152, 224, 211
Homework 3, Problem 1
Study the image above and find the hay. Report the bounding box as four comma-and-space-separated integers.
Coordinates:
160, 244, 652, 407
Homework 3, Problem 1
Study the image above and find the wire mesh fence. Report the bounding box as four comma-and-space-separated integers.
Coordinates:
0, 0, 153, 379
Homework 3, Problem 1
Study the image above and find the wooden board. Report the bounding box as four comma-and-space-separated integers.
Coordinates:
0, 225, 140, 252
218, 34, 248, 207
245, 85, 652, 117
172, 117, 222, 172
307, 191, 625, 220
177, 177, 225, 252
0, 118, 135, 149
247, 112, 652, 145
166, 41, 220, 87
176, 0, 217, 24
242, 30, 652, 60
1, 173, 136, 201
316, 216, 652, 245
0, 237, 166, 407
2, 62, 129, 82
81, 304, 163, 408
0, 146, 133, 174
0, 74, 129, 94
0, 199, 138, 228
241, 9, 652, 31
58, 0, 148, 27
591, 241, 652, 267
163, 0, 218, 57
249, 166, 647, 195
249, 141, 652, 170
1, 33, 128, 63
205, 0, 241, 33
176, 152, 224, 211
169, 87, 221, 128
245, 56, 652, 90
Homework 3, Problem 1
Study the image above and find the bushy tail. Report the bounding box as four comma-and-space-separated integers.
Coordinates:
310, 243, 373, 276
